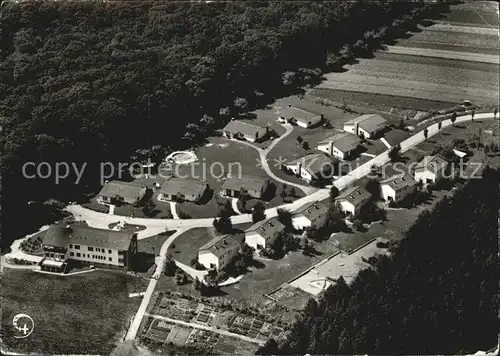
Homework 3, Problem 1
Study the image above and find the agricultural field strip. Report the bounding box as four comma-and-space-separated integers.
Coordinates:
338, 59, 498, 88
384, 45, 499, 64
145, 314, 265, 345
318, 74, 498, 104
427, 22, 499, 35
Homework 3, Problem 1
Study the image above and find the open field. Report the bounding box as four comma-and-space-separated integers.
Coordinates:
394, 23, 499, 56
1, 269, 147, 355
317, 70, 498, 106
312, 2, 499, 111
438, 1, 499, 27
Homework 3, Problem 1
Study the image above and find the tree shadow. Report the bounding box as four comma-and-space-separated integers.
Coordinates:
262, 183, 277, 201
197, 188, 214, 205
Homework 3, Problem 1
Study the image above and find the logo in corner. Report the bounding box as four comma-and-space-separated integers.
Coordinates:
12, 314, 34, 339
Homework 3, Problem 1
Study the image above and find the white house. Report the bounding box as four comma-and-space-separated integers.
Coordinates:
292, 201, 329, 231
97, 181, 148, 205
317, 132, 361, 160
221, 175, 269, 199
222, 120, 268, 143
197, 234, 244, 270
282, 153, 336, 184
380, 173, 417, 204
41, 224, 138, 273
335, 185, 372, 217
244, 218, 285, 250
343, 114, 387, 139
413, 155, 449, 186
157, 176, 208, 203
278, 106, 323, 128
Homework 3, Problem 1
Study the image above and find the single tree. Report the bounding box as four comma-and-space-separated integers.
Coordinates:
398, 119, 405, 130
289, 187, 297, 198
438, 121, 442, 130
193, 277, 201, 291
329, 186, 339, 200
164, 254, 177, 276
280, 189, 288, 202
365, 179, 381, 201
423, 128, 429, 141
471, 109, 475, 122
252, 202, 266, 223
277, 208, 293, 229
494, 107, 498, 119
388, 144, 401, 162
451, 112, 457, 126
297, 136, 303, 145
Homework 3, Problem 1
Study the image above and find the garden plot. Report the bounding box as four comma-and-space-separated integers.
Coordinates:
165, 325, 192, 346
154, 297, 199, 322
145, 319, 172, 343
186, 329, 220, 351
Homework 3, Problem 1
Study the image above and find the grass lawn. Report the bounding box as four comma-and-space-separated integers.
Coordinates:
440, 2, 499, 27
82, 199, 110, 213
137, 231, 176, 255
1, 269, 148, 355
168, 227, 217, 265
219, 237, 339, 301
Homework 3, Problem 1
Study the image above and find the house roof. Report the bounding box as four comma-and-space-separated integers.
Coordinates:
293, 201, 328, 221
383, 129, 409, 147
318, 132, 361, 153
415, 155, 448, 174
222, 175, 268, 192
285, 153, 337, 176
335, 185, 372, 206
198, 233, 244, 258
223, 120, 265, 138
344, 114, 387, 133
380, 173, 417, 191
279, 106, 321, 124
98, 181, 145, 204
160, 176, 207, 197
246, 217, 285, 239
43, 224, 135, 251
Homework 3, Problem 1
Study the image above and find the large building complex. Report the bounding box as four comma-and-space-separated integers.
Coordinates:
41, 224, 138, 273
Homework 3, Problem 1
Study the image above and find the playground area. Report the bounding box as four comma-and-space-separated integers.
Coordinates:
288, 237, 391, 296
165, 151, 198, 165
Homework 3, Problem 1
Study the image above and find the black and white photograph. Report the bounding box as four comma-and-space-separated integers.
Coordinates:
0, 0, 498, 355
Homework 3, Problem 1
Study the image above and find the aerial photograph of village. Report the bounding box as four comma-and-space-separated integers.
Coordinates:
0, 1, 498, 355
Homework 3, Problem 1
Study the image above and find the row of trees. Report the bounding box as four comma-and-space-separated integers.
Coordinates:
258, 166, 499, 355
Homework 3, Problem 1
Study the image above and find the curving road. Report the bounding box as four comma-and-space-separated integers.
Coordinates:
225, 122, 318, 195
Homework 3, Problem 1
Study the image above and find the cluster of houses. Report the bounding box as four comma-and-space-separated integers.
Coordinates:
95, 105, 450, 215
197, 200, 329, 270
196, 152, 451, 271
